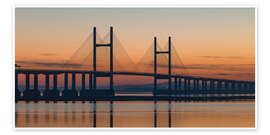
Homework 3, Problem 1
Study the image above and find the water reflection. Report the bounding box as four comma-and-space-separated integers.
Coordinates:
15, 100, 255, 128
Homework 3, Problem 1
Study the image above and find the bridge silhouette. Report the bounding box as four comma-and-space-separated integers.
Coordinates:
15, 26, 255, 128
15, 26, 255, 102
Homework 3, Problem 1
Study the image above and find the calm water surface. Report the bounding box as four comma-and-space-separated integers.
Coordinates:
15, 101, 255, 128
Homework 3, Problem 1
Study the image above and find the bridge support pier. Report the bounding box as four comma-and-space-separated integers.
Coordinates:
53, 74, 57, 90
61, 73, 75, 102
25, 73, 30, 91
34, 73, 38, 90
72, 73, 76, 91
80, 73, 92, 102
82, 73, 85, 90
64, 73, 68, 90
45, 74, 49, 90
89, 72, 92, 90
15, 72, 20, 100
43, 74, 59, 102
178, 78, 182, 101
22, 73, 40, 102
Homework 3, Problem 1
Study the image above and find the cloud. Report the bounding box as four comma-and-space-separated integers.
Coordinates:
15, 60, 109, 69
184, 64, 254, 71
198, 56, 242, 59
145, 63, 186, 69
215, 73, 255, 77
16, 60, 84, 68
144, 63, 254, 72
40, 53, 57, 56
215, 73, 231, 76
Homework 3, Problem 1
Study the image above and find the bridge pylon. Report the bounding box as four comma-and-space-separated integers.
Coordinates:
93, 26, 114, 98
153, 36, 172, 97
93, 26, 114, 127
153, 36, 172, 128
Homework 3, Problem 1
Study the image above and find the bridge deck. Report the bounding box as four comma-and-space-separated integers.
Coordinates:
15, 69, 254, 83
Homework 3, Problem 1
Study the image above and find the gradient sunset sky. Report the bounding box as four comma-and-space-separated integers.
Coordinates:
15, 8, 255, 81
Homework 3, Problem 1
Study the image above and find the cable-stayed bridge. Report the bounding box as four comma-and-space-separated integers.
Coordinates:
15, 27, 255, 102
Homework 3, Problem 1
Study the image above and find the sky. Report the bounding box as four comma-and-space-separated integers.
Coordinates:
15, 8, 255, 82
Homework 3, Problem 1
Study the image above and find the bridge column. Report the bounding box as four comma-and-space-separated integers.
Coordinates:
217, 80, 221, 90
177, 78, 181, 101
72, 73, 76, 91
201, 80, 204, 90
178, 78, 181, 90
192, 79, 196, 90
209, 80, 213, 90
237, 82, 241, 97
205, 80, 208, 90
15, 72, 20, 99
153, 37, 157, 99
187, 79, 191, 90
217, 80, 221, 98
196, 79, 199, 90
231, 81, 235, 90
25, 73, 30, 90
193, 79, 197, 100
34, 73, 38, 90
196, 80, 199, 90
234, 82, 239, 92
82, 73, 85, 90
250, 82, 255, 93
15, 72, 18, 91
224, 81, 229, 98
231, 81, 236, 99
225, 81, 229, 90
193, 79, 195, 90
200, 80, 204, 100
243, 83, 247, 91
64, 73, 68, 90
187, 79, 191, 101
174, 77, 177, 90
168, 36, 171, 128
53, 74, 57, 90
89, 72, 92, 90
201, 80, 205, 90
209, 80, 212, 90
238, 83, 242, 91
174, 77, 177, 99
184, 78, 187, 90
247, 83, 251, 91
249, 82, 254, 92
183, 78, 187, 101
45, 74, 50, 90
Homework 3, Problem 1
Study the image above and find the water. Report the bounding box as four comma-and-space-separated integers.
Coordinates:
15, 101, 255, 128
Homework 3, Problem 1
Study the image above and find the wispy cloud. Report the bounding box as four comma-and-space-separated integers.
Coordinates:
146, 63, 254, 72
215, 73, 231, 76
184, 64, 254, 72
198, 56, 242, 59
16, 60, 83, 68
40, 53, 58, 56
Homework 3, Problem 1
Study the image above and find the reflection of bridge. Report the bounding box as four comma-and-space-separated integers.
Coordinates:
15, 27, 255, 127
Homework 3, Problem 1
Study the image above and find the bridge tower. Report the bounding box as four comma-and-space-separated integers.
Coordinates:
153, 36, 172, 127
154, 37, 172, 96
93, 26, 114, 127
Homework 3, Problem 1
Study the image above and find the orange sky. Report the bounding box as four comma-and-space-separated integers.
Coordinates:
15, 8, 255, 82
